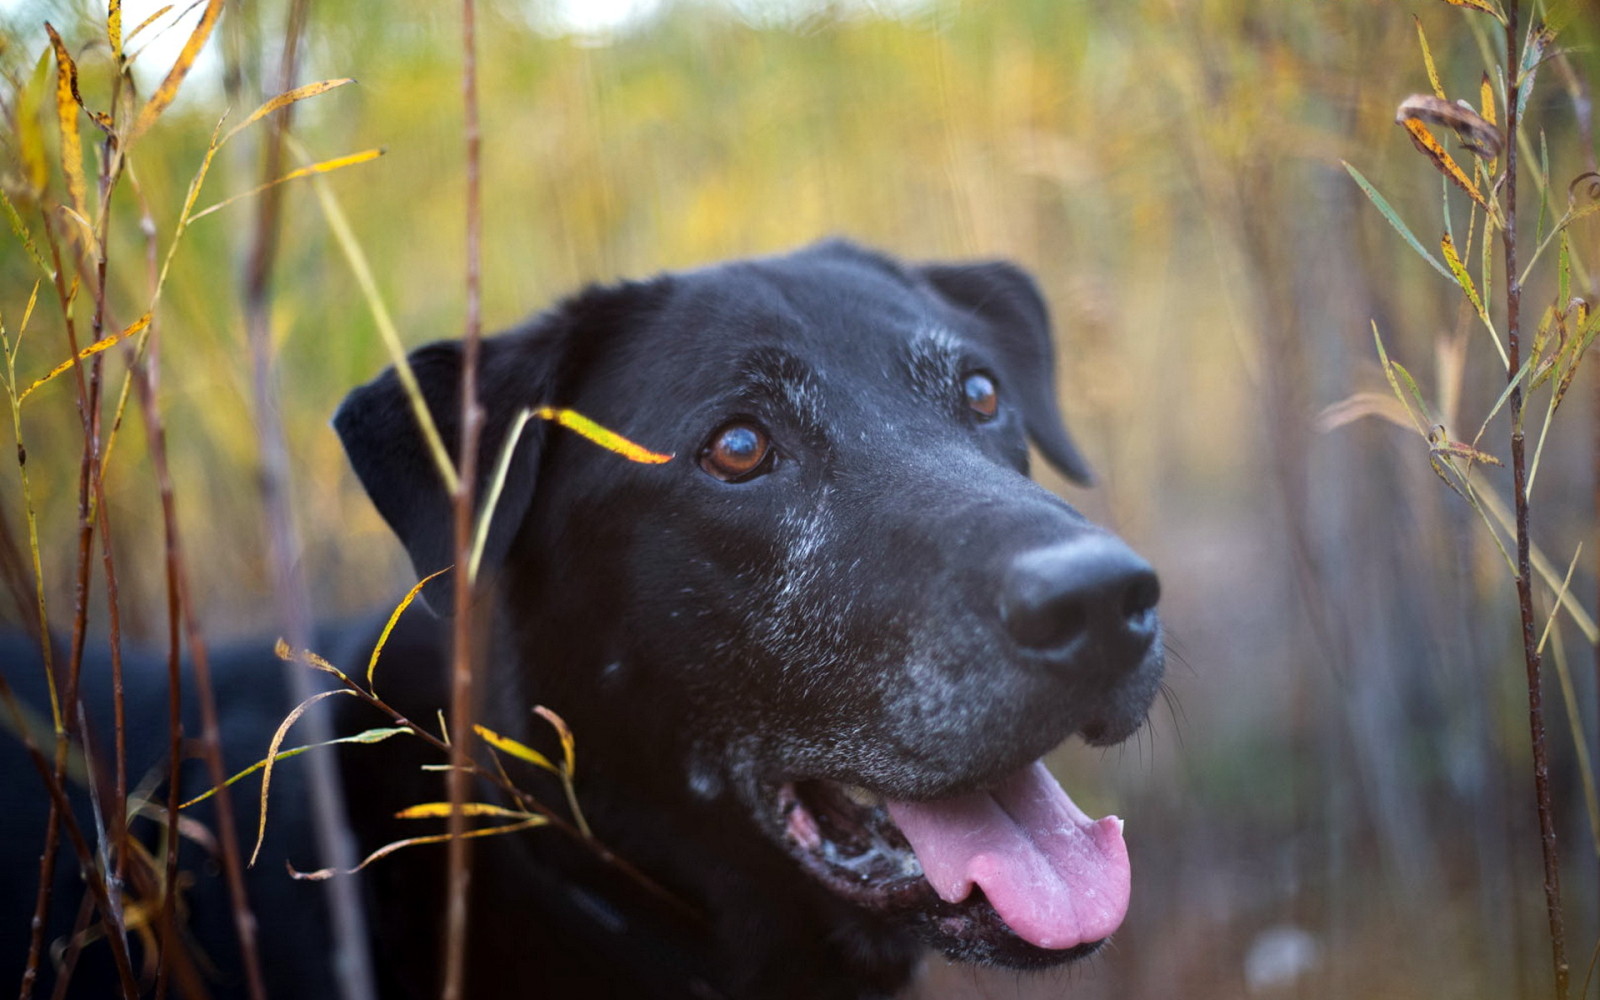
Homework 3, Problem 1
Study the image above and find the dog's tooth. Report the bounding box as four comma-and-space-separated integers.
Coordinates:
841, 784, 881, 808
787, 802, 823, 851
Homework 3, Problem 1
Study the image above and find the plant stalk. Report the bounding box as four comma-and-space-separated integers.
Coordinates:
1503, 4, 1570, 997
443, 0, 484, 993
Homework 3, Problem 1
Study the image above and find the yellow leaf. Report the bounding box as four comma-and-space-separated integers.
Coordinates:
18, 48, 51, 196
124, 4, 173, 46
127, 0, 223, 146
394, 802, 534, 820
108, 0, 123, 62
44, 24, 87, 225
1440, 234, 1486, 319
534, 705, 576, 777
274, 638, 354, 684
1414, 17, 1446, 101
368, 567, 450, 693
532, 407, 673, 464
1437, 0, 1504, 17
474, 723, 560, 775
19, 313, 150, 402
1479, 72, 1496, 128
1399, 118, 1486, 208
222, 78, 357, 147
188, 148, 386, 222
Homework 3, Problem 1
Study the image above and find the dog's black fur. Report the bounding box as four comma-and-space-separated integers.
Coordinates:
2, 241, 1163, 998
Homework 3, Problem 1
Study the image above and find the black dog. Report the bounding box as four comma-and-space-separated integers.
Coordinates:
1, 241, 1162, 999
331, 240, 1164, 997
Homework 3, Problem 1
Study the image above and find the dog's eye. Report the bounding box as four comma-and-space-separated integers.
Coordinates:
962, 372, 999, 420
701, 422, 773, 482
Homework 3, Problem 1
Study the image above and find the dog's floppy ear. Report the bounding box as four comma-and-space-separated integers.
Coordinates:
334, 330, 556, 612
919, 261, 1094, 485
334, 279, 669, 612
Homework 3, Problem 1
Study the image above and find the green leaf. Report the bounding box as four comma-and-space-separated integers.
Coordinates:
1373, 324, 1429, 435
179, 726, 407, 809
1345, 162, 1453, 280
1389, 360, 1434, 426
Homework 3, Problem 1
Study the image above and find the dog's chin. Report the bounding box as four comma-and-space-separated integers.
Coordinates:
766, 774, 1115, 970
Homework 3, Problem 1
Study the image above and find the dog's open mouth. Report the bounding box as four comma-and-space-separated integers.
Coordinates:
777, 760, 1129, 965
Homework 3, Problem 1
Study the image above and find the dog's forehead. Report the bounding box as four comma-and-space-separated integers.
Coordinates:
636, 255, 980, 377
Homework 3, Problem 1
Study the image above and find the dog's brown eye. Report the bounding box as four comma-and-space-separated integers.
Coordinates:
701, 422, 772, 482
963, 372, 998, 420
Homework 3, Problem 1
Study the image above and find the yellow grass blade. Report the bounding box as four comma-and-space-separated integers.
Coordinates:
298, 137, 459, 494
19, 313, 150, 402
368, 567, 451, 692
127, 0, 222, 145
188, 148, 385, 222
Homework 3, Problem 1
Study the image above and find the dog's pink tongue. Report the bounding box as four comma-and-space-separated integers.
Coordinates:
884, 761, 1129, 951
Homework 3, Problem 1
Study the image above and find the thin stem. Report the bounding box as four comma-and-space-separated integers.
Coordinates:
131, 350, 268, 1000
443, 0, 483, 994
1503, 4, 1570, 997
236, 1, 376, 996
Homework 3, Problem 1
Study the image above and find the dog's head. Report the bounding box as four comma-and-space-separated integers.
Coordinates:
335, 240, 1163, 970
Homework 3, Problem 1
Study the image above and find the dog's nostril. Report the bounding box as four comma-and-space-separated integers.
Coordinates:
1002, 537, 1159, 654
1121, 572, 1161, 623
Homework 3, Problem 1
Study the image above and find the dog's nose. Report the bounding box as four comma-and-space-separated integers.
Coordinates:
1001, 536, 1160, 657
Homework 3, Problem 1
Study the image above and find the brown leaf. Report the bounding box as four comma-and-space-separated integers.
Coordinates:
1397, 94, 1503, 159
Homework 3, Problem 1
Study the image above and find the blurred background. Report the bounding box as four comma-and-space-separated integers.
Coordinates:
2, 0, 1599, 996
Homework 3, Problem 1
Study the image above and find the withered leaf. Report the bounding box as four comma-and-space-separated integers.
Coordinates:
1397, 94, 1503, 160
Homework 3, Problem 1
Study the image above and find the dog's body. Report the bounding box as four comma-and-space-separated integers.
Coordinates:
3, 242, 1163, 998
